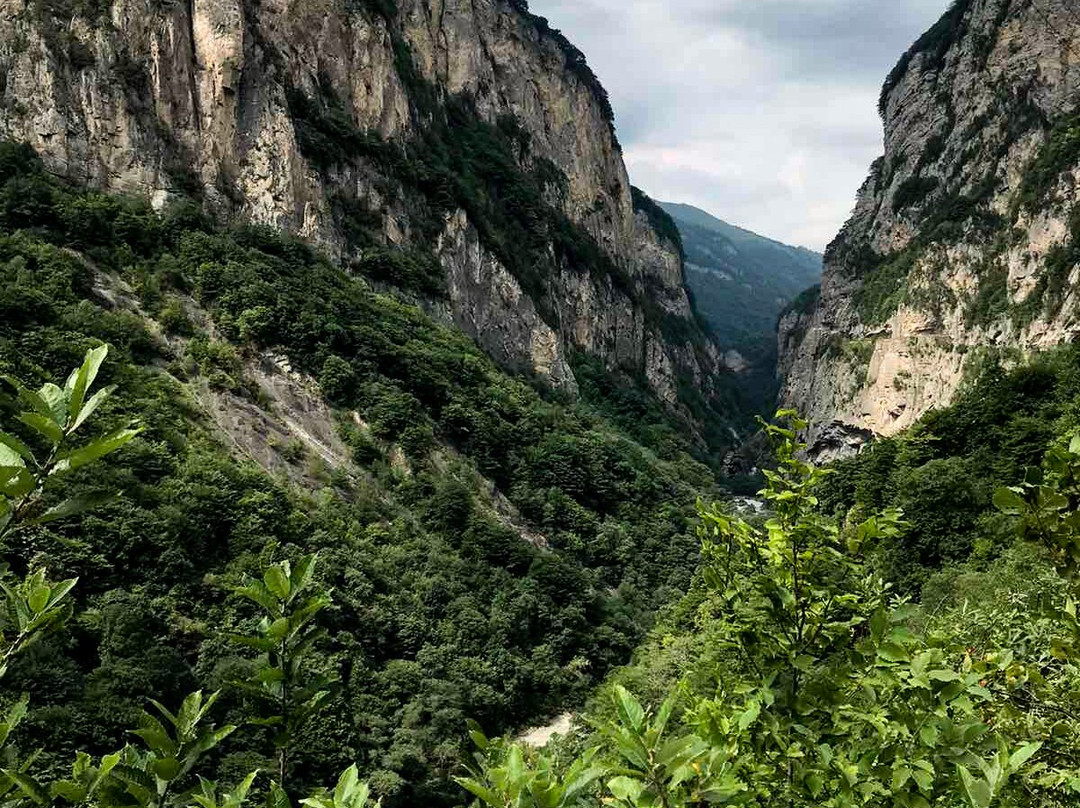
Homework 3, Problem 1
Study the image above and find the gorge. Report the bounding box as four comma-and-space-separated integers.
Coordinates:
2, 0, 1080, 806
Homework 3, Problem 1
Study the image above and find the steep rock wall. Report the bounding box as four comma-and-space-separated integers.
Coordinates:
779, 0, 1080, 458
0, 0, 721, 418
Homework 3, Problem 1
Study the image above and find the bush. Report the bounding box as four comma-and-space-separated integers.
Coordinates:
320, 355, 358, 403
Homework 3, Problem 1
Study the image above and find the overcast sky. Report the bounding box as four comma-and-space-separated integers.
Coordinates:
528, 0, 952, 252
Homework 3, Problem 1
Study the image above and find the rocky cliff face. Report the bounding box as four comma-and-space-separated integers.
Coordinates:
0, 0, 720, 421
779, 0, 1080, 459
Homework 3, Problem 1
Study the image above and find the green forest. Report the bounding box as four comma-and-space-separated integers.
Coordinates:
4, 127, 1080, 807
0, 141, 719, 806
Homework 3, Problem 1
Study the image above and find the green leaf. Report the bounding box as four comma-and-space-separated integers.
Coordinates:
237, 580, 281, 616
264, 566, 291, 600
613, 685, 645, 732
738, 699, 761, 731
928, 670, 959, 683
27, 585, 50, 614
152, 757, 182, 782
1008, 742, 1041, 773
267, 782, 292, 808
1, 376, 51, 420
607, 776, 645, 802
6, 771, 49, 805
70, 385, 116, 433
919, 724, 938, 747
992, 487, 1027, 514
877, 642, 909, 663
290, 554, 318, 596
333, 765, 359, 808
0, 466, 36, 499
51, 427, 140, 475
656, 735, 707, 770
957, 765, 992, 808
0, 432, 32, 466
68, 345, 108, 424
17, 413, 63, 446
453, 778, 500, 807
38, 383, 67, 424
26, 491, 117, 526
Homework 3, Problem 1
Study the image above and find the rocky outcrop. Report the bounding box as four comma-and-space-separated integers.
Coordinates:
779, 0, 1080, 457
0, 0, 720, 416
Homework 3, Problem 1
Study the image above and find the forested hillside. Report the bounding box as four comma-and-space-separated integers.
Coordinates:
0, 142, 719, 807
659, 203, 821, 359
462, 352, 1080, 807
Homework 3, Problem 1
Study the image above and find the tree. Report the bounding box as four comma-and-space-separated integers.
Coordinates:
230, 555, 337, 789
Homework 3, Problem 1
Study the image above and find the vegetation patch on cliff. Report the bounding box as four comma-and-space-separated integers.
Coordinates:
630, 186, 683, 258
506, 0, 618, 144
1017, 109, 1080, 212
879, 0, 972, 115
286, 74, 638, 325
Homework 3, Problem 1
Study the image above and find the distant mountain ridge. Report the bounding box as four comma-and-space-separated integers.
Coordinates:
659, 202, 822, 357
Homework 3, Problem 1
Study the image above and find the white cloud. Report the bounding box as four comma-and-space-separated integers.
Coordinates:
527, 0, 951, 251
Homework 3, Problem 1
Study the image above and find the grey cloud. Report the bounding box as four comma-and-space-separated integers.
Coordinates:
527, 0, 952, 250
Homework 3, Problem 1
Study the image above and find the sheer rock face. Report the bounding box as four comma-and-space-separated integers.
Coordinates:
0, 0, 717, 406
779, 0, 1080, 458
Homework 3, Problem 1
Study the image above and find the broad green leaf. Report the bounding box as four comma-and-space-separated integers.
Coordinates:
506, 746, 524, 788
70, 385, 116, 433
290, 554, 318, 596
957, 765, 992, 808
613, 685, 645, 732
738, 699, 761, 731
656, 735, 707, 770
919, 724, 938, 747
50, 782, 86, 803
1008, 742, 1041, 773
152, 757, 182, 782
6, 771, 49, 805
992, 487, 1027, 514
0, 466, 36, 499
267, 781, 293, 808
51, 427, 140, 475
911, 766, 934, 792
26, 491, 117, 526
453, 778, 500, 807
38, 383, 67, 424
237, 580, 281, 616
68, 345, 108, 423
27, 585, 50, 614
0, 694, 29, 746
229, 771, 260, 808
44, 578, 77, 610
607, 776, 645, 803
877, 642, 909, 663
0, 432, 31, 465
17, 413, 63, 446
928, 670, 959, 683
563, 765, 605, 802
334, 765, 359, 807
264, 566, 291, 600
1, 376, 51, 419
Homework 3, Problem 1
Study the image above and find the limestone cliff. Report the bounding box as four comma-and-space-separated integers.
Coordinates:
0, 0, 723, 426
779, 0, 1080, 459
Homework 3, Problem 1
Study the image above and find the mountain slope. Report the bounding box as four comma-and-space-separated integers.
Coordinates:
0, 142, 717, 807
660, 202, 821, 356
0, 0, 736, 445
778, 0, 1080, 459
